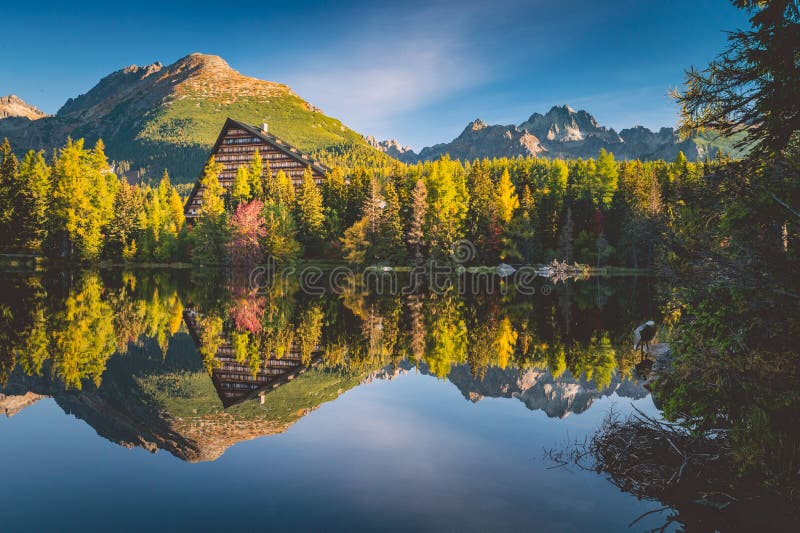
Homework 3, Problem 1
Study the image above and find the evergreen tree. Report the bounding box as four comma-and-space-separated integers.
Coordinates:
262, 200, 299, 262
248, 149, 263, 200
107, 180, 145, 260
274, 170, 295, 206
0, 138, 19, 247
231, 165, 251, 206
407, 178, 428, 259
322, 167, 348, 239
192, 156, 229, 264
557, 207, 574, 262
467, 160, 494, 260
594, 149, 619, 206
260, 156, 274, 202
296, 167, 325, 252
495, 168, 520, 224
49, 138, 117, 260
375, 180, 405, 263
16, 149, 51, 250
341, 217, 370, 264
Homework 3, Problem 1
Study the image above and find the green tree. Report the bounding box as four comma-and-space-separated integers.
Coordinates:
192, 156, 229, 264
407, 178, 428, 258
295, 167, 325, 248
231, 165, 251, 206
16, 149, 51, 249
375, 180, 405, 263
248, 149, 264, 200
594, 149, 619, 206
262, 200, 300, 262
495, 168, 520, 224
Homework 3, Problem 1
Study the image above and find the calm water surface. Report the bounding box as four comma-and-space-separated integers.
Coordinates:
0, 269, 675, 531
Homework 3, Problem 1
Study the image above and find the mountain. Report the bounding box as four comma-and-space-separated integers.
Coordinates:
441, 364, 647, 418
373, 105, 747, 163
0, 53, 378, 183
0, 95, 47, 120
364, 135, 415, 160
415, 119, 546, 162
0, 334, 376, 462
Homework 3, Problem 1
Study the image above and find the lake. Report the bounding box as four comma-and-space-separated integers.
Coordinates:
0, 268, 681, 531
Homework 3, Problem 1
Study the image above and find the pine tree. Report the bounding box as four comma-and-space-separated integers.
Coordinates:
0, 138, 19, 247
594, 149, 619, 206
408, 178, 428, 259
192, 156, 229, 264
107, 180, 145, 260
322, 167, 348, 239
341, 217, 370, 264
248, 149, 263, 200
231, 165, 251, 206
467, 160, 494, 260
16, 149, 51, 249
296, 167, 325, 251
260, 156, 274, 202
495, 168, 519, 224
362, 176, 385, 245
376, 180, 405, 263
262, 200, 299, 262
274, 170, 295, 206
557, 207, 574, 262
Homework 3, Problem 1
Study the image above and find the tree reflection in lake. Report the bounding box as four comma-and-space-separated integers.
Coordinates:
0, 269, 657, 463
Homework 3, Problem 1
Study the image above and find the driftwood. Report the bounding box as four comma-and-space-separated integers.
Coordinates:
545, 406, 733, 506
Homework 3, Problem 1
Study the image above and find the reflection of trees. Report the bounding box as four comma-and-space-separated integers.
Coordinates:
0, 272, 655, 393
425, 296, 467, 379
1, 271, 186, 389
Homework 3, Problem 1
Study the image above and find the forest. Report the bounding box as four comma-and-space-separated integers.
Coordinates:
0, 133, 707, 270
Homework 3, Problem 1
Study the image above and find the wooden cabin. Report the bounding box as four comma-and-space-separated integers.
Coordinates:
183, 308, 324, 408
184, 118, 330, 219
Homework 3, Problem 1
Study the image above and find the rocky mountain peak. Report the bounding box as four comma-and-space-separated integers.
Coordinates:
0, 94, 47, 120
465, 118, 488, 133
518, 105, 621, 144
364, 135, 416, 160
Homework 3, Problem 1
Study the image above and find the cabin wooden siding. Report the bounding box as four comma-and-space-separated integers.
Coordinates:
184, 118, 329, 218
183, 308, 323, 407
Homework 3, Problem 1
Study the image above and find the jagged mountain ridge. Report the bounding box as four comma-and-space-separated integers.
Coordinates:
376, 104, 747, 163
416, 119, 546, 161
0, 53, 376, 183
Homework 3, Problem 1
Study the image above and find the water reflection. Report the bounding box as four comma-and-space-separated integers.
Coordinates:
0, 269, 656, 462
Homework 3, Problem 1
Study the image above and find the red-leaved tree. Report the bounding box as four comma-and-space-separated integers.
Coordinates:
228, 200, 267, 267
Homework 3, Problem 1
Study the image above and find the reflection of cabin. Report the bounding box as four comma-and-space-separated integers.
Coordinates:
184, 118, 330, 219
183, 309, 324, 408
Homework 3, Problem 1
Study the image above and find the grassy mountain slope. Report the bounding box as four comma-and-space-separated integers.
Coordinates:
0, 53, 381, 183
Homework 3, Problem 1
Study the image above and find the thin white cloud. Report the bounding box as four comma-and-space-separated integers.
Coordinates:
278, 4, 489, 140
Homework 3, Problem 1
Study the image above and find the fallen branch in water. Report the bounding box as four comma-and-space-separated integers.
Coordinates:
545, 406, 734, 505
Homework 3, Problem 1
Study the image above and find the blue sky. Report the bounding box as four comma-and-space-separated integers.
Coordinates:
0, 0, 749, 149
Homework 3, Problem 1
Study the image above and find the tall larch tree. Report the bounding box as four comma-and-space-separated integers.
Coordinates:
296, 167, 325, 248
248, 149, 263, 201
192, 156, 229, 264
408, 178, 428, 259
16, 149, 51, 250
495, 168, 520, 224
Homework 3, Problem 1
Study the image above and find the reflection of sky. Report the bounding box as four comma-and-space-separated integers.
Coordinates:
0, 372, 667, 532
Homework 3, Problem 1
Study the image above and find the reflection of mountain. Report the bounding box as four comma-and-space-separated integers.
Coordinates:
0, 334, 366, 462
439, 364, 647, 418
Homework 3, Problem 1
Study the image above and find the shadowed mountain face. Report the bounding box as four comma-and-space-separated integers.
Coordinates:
380, 105, 747, 163
0, 269, 658, 462
0, 53, 375, 183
